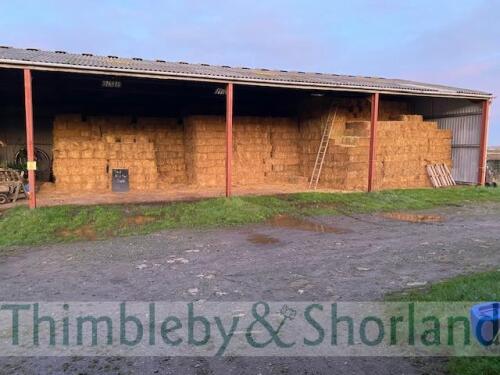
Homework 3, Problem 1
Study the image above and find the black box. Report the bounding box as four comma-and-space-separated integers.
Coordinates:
111, 169, 129, 192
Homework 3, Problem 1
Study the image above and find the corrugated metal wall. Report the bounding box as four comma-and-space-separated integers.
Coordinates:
412, 98, 483, 183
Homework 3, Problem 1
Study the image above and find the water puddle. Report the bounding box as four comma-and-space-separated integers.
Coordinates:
382, 212, 445, 223
247, 233, 281, 245
267, 215, 349, 234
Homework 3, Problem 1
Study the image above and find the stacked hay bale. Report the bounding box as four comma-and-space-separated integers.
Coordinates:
318, 115, 452, 191
53, 115, 163, 191
233, 117, 272, 185
52, 115, 108, 191
51, 104, 450, 194
300, 108, 350, 182
184, 116, 226, 187
324, 121, 371, 190
268, 118, 306, 184
137, 118, 187, 186
96, 116, 158, 191
299, 98, 373, 185
299, 98, 417, 190
375, 115, 452, 189
185, 115, 307, 187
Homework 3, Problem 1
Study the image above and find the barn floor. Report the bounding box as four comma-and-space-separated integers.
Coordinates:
9, 182, 344, 208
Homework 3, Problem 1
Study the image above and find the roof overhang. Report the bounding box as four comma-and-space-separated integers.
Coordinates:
0, 60, 493, 101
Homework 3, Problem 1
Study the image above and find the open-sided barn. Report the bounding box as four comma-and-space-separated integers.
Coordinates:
0, 46, 493, 208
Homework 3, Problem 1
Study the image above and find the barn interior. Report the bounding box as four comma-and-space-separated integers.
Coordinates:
0, 67, 483, 206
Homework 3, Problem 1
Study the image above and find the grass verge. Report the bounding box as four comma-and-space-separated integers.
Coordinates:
1, 186, 499, 248
387, 271, 500, 375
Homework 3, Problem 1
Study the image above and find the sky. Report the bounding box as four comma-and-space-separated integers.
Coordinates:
1, 0, 498, 144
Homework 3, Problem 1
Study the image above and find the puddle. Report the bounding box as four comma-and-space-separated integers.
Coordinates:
247, 233, 281, 245
382, 212, 445, 223
267, 215, 349, 234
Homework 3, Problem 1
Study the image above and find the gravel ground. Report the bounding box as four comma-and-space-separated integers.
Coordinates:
0, 203, 499, 374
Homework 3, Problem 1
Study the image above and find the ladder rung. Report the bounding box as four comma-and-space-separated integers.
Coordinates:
310, 105, 338, 190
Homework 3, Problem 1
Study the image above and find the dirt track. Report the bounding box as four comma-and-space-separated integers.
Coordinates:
1, 203, 499, 374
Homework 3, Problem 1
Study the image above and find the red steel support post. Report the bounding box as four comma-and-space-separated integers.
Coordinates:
478, 99, 491, 185
23, 69, 36, 209
225, 83, 234, 197
368, 92, 379, 192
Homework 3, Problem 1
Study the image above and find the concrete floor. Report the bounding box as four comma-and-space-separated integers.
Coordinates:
4, 182, 345, 208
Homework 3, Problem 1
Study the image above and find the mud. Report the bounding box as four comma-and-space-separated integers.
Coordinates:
58, 224, 97, 240
1, 203, 499, 374
268, 214, 349, 233
125, 214, 156, 225
382, 212, 445, 223
247, 233, 281, 245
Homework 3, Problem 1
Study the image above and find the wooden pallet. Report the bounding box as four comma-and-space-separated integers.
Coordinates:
426, 164, 456, 188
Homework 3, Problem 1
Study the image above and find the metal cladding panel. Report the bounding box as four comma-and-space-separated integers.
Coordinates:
412, 97, 483, 183
452, 147, 479, 183
437, 115, 482, 146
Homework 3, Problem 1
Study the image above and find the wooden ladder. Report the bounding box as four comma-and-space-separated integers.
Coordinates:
309, 105, 338, 190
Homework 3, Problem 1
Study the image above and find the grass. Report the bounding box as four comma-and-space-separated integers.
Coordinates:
387, 270, 500, 375
0, 186, 499, 249
386, 271, 500, 302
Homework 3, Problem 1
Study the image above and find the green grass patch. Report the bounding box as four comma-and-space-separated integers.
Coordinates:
386, 271, 500, 302
289, 186, 500, 215
387, 270, 500, 375
1, 186, 499, 249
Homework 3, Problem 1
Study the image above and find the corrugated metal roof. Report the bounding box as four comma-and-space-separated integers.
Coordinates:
0, 46, 493, 99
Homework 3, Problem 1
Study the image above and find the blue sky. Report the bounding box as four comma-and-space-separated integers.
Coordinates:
1, 0, 498, 144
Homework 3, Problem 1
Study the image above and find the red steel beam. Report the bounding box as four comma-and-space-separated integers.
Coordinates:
23, 69, 37, 209
478, 99, 491, 185
225, 83, 234, 197
368, 92, 380, 192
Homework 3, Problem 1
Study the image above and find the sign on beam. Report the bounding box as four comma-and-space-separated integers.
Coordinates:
102, 80, 122, 88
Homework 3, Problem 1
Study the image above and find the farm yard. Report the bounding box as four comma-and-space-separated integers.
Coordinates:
0, 32, 495, 375
0, 188, 499, 374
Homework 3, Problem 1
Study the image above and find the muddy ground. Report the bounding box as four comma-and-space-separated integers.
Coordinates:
0, 203, 499, 374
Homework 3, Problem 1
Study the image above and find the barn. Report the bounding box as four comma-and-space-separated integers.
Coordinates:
0, 46, 493, 208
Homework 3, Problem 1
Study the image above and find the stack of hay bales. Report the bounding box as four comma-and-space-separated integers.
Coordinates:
375, 115, 452, 189
299, 98, 409, 179
184, 115, 308, 187
51, 102, 450, 194
323, 121, 371, 190
233, 117, 272, 185
184, 116, 226, 187
299, 117, 324, 180
137, 118, 187, 186
317, 115, 452, 190
52, 115, 108, 191
268, 118, 306, 184
97, 117, 158, 191
299, 108, 350, 181
52, 115, 160, 191
188, 116, 311, 187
